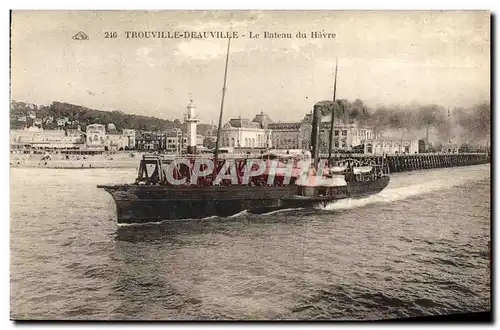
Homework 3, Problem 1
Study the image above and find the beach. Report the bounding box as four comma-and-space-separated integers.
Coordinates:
10, 152, 141, 169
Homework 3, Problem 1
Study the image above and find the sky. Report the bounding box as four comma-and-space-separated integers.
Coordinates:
10, 10, 490, 123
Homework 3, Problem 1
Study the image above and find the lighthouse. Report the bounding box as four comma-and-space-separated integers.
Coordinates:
184, 97, 199, 154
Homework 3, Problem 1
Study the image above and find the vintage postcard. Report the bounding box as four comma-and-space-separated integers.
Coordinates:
10, 10, 491, 321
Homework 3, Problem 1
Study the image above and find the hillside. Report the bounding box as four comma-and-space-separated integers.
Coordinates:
10, 100, 214, 135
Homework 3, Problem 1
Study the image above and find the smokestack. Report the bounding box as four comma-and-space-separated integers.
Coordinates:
311, 104, 322, 167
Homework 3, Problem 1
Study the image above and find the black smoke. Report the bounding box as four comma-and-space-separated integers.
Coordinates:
314, 99, 490, 147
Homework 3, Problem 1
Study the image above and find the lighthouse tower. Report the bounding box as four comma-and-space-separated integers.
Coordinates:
184, 97, 199, 154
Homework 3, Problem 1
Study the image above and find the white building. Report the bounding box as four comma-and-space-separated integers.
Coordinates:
122, 129, 136, 149
57, 117, 70, 127
351, 126, 376, 147
86, 124, 137, 151
86, 124, 107, 148
65, 127, 86, 143
10, 126, 85, 151
218, 110, 377, 152
363, 137, 419, 155
219, 117, 271, 148
250, 110, 376, 152
105, 130, 137, 151
10, 124, 137, 153
11, 126, 64, 145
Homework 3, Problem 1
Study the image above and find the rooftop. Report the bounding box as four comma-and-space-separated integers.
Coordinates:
251, 112, 274, 129
225, 117, 262, 129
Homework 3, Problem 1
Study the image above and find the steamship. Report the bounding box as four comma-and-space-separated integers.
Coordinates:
98, 38, 390, 225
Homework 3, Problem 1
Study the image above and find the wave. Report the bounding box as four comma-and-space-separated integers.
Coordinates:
116, 217, 197, 227
228, 210, 248, 218
201, 215, 219, 220
322, 167, 489, 211
258, 207, 304, 216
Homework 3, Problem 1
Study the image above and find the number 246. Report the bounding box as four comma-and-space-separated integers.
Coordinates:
104, 32, 118, 38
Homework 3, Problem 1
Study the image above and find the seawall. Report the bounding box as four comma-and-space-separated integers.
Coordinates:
327, 153, 490, 173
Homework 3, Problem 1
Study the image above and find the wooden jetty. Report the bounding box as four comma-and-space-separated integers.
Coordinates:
323, 152, 490, 174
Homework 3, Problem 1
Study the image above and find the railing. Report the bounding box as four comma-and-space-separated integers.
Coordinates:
321, 152, 489, 157
142, 152, 489, 163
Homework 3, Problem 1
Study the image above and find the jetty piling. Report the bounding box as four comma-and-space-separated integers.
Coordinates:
326, 153, 488, 173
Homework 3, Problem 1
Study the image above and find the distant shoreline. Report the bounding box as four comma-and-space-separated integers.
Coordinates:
10, 160, 139, 169
10, 153, 140, 169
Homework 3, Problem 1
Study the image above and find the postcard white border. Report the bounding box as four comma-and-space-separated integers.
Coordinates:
1, 1, 496, 329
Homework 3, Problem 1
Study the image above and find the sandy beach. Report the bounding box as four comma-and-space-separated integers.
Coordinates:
10, 152, 141, 169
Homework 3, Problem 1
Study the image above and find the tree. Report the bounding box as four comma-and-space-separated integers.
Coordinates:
203, 137, 216, 149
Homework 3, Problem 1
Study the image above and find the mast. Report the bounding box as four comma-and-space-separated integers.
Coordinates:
328, 57, 338, 164
381, 151, 384, 175
214, 29, 232, 160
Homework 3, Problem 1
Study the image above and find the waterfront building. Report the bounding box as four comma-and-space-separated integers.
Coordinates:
219, 117, 271, 148
85, 124, 137, 151
135, 128, 203, 153
135, 131, 165, 151
232, 110, 377, 152
268, 122, 303, 150
122, 129, 136, 149
165, 129, 186, 153
362, 137, 419, 155
65, 127, 86, 143
86, 124, 107, 152
10, 126, 86, 152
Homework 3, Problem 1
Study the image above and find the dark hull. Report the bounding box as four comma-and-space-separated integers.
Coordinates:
99, 176, 390, 224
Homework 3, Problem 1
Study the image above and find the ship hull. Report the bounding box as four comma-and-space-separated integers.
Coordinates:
99, 176, 390, 224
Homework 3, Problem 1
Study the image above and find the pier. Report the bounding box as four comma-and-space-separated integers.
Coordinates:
325, 153, 490, 174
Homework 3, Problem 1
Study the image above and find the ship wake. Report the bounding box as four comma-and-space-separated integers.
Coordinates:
321, 167, 489, 211
228, 210, 249, 218
258, 208, 304, 216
